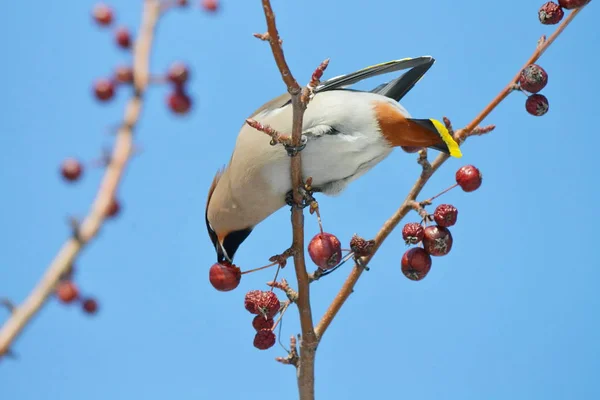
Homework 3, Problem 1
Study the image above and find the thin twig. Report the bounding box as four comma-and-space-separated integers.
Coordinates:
260, 1, 317, 399
314, 6, 586, 340
0, 0, 162, 356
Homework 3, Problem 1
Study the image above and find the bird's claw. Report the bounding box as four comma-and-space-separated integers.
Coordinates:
283, 135, 308, 157
285, 187, 314, 209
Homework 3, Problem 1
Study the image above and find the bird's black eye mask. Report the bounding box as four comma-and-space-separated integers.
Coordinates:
205, 213, 253, 263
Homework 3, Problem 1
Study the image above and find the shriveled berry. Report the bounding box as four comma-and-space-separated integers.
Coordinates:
201, 0, 219, 12
349, 234, 375, 257
253, 329, 276, 350
82, 298, 99, 314
308, 232, 342, 270
244, 290, 280, 318
93, 79, 115, 101
56, 281, 79, 303
433, 204, 458, 228
167, 62, 190, 86
455, 165, 483, 192
252, 315, 274, 331
402, 222, 424, 245
559, 0, 591, 9
401, 247, 432, 281
61, 158, 83, 182
209, 262, 241, 291
519, 64, 548, 93
423, 225, 453, 257
401, 146, 422, 154
115, 65, 134, 84
526, 94, 549, 116
105, 198, 120, 218
539, 2, 564, 25
167, 90, 192, 114
244, 290, 262, 314
115, 27, 132, 49
92, 3, 113, 26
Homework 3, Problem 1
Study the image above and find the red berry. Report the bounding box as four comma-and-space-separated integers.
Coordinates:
401, 247, 432, 281
253, 329, 276, 350
526, 94, 549, 116
209, 262, 241, 291
433, 204, 458, 228
519, 64, 548, 93
423, 225, 453, 257
244, 290, 280, 318
61, 158, 83, 182
93, 79, 115, 102
56, 281, 79, 303
177, 0, 189, 5
167, 62, 189, 86
401, 146, 422, 154
455, 165, 483, 192
402, 222, 424, 245
105, 198, 120, 218
539, 2, 565, 24
201, 0, 219, 12
114, 65, 134, 84
115, 27, 132, 49
252, 315, 274, 331
559, 0, 591, 9
92, 3, 113, 26
82, 298, 99, 314
167, 90, 192, 115
308, 232, 342, 270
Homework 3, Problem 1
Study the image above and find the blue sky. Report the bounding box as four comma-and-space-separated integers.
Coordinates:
1, 1, 599, 399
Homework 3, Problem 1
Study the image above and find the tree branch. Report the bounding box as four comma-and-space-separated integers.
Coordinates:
260, 1, 317, 399
315, 5, 586, 339
0, 0, 162, 356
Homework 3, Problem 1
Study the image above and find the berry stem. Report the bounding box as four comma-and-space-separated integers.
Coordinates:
241, 261, 278, 275
272, 300, 291, 331
424, 183, 459, 203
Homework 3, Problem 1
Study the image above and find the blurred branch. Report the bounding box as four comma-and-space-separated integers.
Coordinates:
0, 0, 162, 356
260, 1, 317, 399
315, 5, 586, 339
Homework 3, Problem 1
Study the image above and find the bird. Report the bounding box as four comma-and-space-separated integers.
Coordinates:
206, 56, 462, 264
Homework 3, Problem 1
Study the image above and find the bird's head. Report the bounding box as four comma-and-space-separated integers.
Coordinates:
205, 168, 253, 263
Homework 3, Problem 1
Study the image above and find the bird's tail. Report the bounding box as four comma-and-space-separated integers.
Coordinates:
407, 118, 462, 158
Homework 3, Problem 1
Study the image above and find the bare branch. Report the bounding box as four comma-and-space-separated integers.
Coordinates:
260, 1, 317, 398
314, 6, 587, 341
0, 0, 162, 356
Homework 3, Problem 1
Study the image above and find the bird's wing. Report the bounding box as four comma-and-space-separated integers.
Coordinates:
315, 56, 435, 95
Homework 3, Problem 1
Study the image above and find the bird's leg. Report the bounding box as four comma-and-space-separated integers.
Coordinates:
282, 134, 308, 157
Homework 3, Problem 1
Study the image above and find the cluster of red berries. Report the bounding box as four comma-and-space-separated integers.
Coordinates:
244, 290, 280, 350
60, 158, 121, 218
55, 270, 99, 315
528, 0, 590, 115
400, 165, 482, 281
91, 3, 194, 115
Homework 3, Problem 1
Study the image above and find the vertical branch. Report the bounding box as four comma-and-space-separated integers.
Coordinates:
0, 0, 162, 356
260, 1, 317, 399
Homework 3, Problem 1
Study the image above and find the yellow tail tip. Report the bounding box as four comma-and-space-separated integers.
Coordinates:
430, 119, 462, 158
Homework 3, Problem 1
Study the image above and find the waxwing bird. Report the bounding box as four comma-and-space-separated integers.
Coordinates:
206, 56, 462, 263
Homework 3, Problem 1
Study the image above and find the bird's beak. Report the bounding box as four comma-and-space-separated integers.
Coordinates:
216, 239, 233, 264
